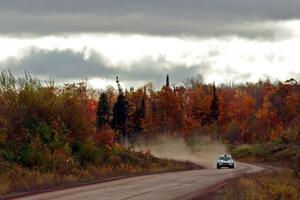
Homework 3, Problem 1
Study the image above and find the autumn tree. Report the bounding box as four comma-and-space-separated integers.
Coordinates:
154, 83, 183, 132
186, 85, 211, 126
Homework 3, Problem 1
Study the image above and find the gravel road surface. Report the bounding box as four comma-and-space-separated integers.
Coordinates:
14, 162, 264, 200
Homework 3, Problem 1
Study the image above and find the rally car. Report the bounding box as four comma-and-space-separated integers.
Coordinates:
216, 154, 235, 169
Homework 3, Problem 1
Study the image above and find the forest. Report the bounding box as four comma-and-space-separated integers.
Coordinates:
1, 72, 300, 165
96, 75, 300, 145
0, 71, 300, 195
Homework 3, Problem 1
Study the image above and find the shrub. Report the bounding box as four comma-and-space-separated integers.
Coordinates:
94, 126, 116, 148
231, 144, 252, 158
18, 142, 50, 168
77, 139, 105, 166
293, 154, 300, 178
50, 145, 78, 174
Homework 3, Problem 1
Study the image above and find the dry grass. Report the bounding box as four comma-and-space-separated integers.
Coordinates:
223, 170, 300, 200
0, 158, 201, 197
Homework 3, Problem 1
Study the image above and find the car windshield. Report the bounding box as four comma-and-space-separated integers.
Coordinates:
219, 156, 231, 161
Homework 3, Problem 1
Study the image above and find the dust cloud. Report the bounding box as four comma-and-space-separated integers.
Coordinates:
135, 135, 228, 168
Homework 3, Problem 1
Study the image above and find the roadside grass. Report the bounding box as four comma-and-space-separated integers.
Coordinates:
222, 170, 300, 200
223, 143, 300, 200
0, 151, 202, 197
229, 143, 300, 175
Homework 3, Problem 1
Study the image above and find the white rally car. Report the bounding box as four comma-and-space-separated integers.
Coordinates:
217, 154, 235, 169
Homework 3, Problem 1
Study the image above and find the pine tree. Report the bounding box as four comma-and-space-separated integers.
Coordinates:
166, 74, 170, 87
134, 87, 146, 133
141, 86, 146, 119
111, 77, 129, 142
96, 93, 109, 129
116, 76, 122, 94
112, 94, 129, 140
210, 82, 219, 122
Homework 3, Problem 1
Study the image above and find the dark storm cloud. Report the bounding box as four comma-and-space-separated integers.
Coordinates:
1, 48, 205, 84
0, 0, 299, 39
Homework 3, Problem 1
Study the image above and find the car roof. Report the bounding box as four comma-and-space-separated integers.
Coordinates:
219, 154, 232, 158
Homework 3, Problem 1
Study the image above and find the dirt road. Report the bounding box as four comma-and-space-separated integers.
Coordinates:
14, 162, 264, 200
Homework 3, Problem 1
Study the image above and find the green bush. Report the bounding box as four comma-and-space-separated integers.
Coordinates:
19, 144, 50, 168
77, 139, 105, 166
118, 150, 142, 166
230, 143, 300, 171
231, 144, 254, 158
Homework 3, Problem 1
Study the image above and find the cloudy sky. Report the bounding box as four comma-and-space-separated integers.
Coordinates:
0, 0, 300, 88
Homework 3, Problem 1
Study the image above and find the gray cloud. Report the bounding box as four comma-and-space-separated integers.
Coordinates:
1, 48, 206, 86
0, 0, 299, 39
2, 48, 291, 87
2, 0, 300, 19
222, 66, 252, 82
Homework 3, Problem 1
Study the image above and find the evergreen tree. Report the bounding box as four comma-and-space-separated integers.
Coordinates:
133, 87, 146, 133
112, 94, 129, 138
166, 74, 170, 87
210, 82, 219, 121
111, 77, 129, 141
116, 76, 122, 94
96, 93, 109, 129
141, 86, 146, 119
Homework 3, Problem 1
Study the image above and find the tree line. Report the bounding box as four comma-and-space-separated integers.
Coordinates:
97, 75, 300, 145
1, 71, 300, 170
